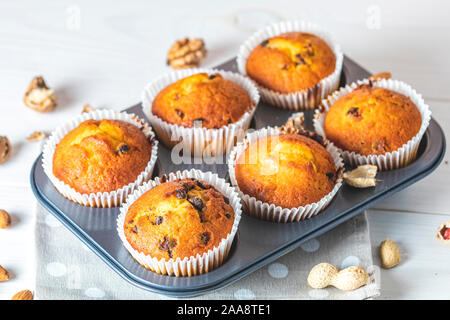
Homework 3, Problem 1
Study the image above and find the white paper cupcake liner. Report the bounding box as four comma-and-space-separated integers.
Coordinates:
313, 78, 432, 170
42, 109, 159, 208
228, 127, 343, 223
141, 68, 260, 158
116, 169, 242, 277
236, 20, 343, 110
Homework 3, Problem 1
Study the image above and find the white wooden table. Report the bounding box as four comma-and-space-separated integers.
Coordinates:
0, 0, 449, 299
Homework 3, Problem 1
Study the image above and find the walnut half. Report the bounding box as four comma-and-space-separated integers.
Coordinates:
24, 76, 57, 113
167, 38, 207, 69
0, 136, 11, 164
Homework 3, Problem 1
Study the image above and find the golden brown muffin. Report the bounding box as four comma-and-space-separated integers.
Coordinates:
53, 119, 153, 194
245, 32, 336, 94
152, 73, 252, 129
234, 129, 338, 208
323, 84, 422, 155
123, 178, 235, 260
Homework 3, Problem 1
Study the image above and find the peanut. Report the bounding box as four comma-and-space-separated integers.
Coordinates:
379, 238, 401, 269
307, 262, 369, 291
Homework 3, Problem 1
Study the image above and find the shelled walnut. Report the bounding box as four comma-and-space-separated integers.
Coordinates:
24, 76, 57, 113
0, 136, 12, 164
167, 38, 206, 69
0, 209, 11, 229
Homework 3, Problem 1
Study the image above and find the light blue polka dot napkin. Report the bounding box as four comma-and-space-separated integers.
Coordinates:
35, 204, 380, 300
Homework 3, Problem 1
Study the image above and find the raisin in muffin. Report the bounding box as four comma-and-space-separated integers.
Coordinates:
123, 178, 235, 261
323, 84, 422, 156
245, 32, 336, 94
52, 119, 153, 194
151, 72, 252, 129
234, 129, 338, 208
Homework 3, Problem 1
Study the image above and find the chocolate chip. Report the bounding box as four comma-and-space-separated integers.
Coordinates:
132, 225, 138, 234
159, 237, 177, 252
193, 118, 204, 124
223, 196, 230, 204
182, 182, 194, 192
200, 232, 210, 245
261, 39, 269, 47
326, 172, 335, 181
127, 220, 134, 224
281, 64, 289, 70
188, 197, 204, 211
295, 54, 306, 65
154, 216, 163, 225
347, 107, 361, 117
196, 181, 208, 189
160, 174, 168, 183
175, 108, 184, 119
225, 213, 231, 219
176, 188, 186, 199
117, 144, 129, 154
208, 74, 216, 80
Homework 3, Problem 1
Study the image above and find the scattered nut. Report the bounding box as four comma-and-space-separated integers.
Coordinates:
437, 220, 450, 243
81, 104, 94, 114
0, 266, 10, 282
26, 131, 46, 142
379, 238, 401, 269
24, 76, 57, 113
343, 165, 377, 188
167, 37, 206, 69
0, 136, 12, 164
284, 112, 305, 130
368, 72, 392, 81
0, 209, 11, 229
11, 290, 33, 300
307, 262, 369, 291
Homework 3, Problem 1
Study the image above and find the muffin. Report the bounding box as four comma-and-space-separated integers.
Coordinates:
237, 20, 343, 110
314, 79, 431, 170
142, 68, 259, 156
245, 32, 336, 94
123, 178, 235, 261
231, 127, 342, 219
324, 85, 421, 156
43, 110, 158, 207
152, 72, 252, 129
52, 119, 152, 194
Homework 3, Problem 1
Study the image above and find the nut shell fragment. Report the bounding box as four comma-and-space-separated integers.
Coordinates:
167, 38, 207, 69
284, 112, 305, 130
437, 220, 450, 243
368, 72, 392, 81
11, 290, 33, 300
24, 76, 57, 113
343, 164, 377, 188
0, 136, 11, 164
0, 209, 11, 229
0, 265, 9, 282
379, 238, 401, 269
26, 131, 46, 142
81, 104, 94, 114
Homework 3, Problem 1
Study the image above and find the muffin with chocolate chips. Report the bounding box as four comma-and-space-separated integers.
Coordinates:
123, 177, 235, 262
245, 32, 336, 94
52, 119, 154, 194
152, 72, 252, 129
323, 84, 422, 156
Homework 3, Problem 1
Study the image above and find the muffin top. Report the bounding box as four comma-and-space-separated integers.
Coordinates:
151, 73, 252, 129
323, 85, 422, 155
52, 119, 153, 194
234, 130, 338, 208
123, 178, 235, 260
245, 32, 336, 93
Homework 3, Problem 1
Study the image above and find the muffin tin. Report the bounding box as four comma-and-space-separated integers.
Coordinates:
30, 56, 446, 297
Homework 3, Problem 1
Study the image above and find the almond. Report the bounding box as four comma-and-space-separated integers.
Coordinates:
0, 265, 10, 282
11, 290, 33, 300
0, 209, 11, 229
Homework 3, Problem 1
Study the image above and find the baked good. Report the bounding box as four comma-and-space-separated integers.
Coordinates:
151, 72, 252, 129
245, 32, 336, 94
123, 178, 235, 260
52, 119, 153, 194
323, 85, 422, 155
234, 129, 338, 208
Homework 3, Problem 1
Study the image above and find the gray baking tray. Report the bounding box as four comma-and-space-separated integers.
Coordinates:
30, 56, 446, 297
